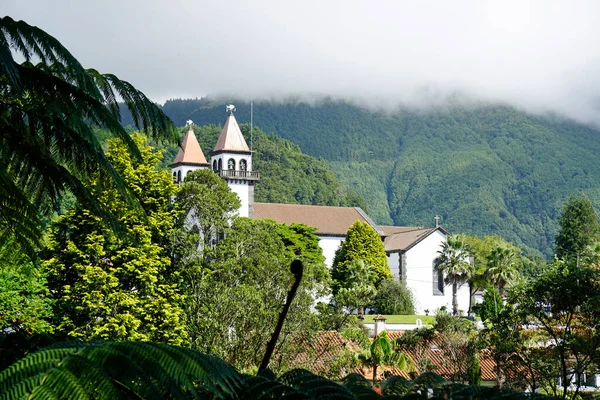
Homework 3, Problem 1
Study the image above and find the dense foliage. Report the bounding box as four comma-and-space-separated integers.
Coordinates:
41, 134, 187, 345
184, 217, 330, 373
371, 280, 415, 315
142, 98, 600, 258
0, 340, 556, 399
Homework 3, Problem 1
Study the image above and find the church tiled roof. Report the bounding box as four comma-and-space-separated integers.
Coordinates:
382, 226, 445, 253
253, 203, 383, 236
172, 126, 209, 166
213, 113, 250, 153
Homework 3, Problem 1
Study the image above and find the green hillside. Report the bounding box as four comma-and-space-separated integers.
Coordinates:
124, 98, 600, 258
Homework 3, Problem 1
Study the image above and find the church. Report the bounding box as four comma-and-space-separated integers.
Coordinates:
171, 106, 470, 315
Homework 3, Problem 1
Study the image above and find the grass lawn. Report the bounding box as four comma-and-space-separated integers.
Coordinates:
363, 315, 436, 325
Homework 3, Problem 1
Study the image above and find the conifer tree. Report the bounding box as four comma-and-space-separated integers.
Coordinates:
42, 134, 186, 345
331, 221, 391, 295
555, 194, 600, 263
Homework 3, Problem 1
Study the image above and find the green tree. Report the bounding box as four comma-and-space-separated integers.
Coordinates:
486, 246, 520, 293
394, 327, 436, 374
0, 235, 53, 335
0, 17, 177, 249
332, 220, 391, 295
185, 217, 328, 373
357, 330, 415, 384
555, 194, 600, 263
42, 134, 186, 345
513, 260, 600, 398
434, 235, 473, 316
371, 279, 415, 315
175, 168, 241, 250
434, 308, 480, 384
334, 259, 377, 320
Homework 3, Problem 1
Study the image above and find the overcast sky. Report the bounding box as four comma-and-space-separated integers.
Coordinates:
6, 0, 600, 125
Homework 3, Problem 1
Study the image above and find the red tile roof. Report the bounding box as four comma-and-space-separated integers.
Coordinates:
254, 203, 382, 236
288, 331, 497, 383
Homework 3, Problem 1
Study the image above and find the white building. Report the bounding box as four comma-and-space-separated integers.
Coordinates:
172, 106, 470, 315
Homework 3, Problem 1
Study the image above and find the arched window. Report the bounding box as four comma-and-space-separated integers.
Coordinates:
228, 158, 235, 170
433, 262, 444, 296
172, 171, 177, 183
177, 170, 181, 183
213, 160, 217, 172
218, 159, 222, 171
239, 159, 247, 171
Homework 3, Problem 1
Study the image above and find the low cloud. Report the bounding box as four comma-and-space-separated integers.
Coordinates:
6, 0, 600, 125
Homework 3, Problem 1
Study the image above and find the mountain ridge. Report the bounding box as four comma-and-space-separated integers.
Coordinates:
122, 98, 600, 258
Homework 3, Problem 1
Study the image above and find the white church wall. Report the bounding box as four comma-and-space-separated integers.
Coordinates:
318, 236, 344, 268
403, 230, 470, 314
228, 181, 250, 218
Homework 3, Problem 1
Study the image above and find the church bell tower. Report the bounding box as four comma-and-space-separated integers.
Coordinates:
171, 120, 210, 184
211, 105, 260, 218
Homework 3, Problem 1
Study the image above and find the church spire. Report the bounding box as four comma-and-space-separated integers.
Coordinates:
171, 120, 209, 184
213, 105, 250, 154
173, 121, 210, 167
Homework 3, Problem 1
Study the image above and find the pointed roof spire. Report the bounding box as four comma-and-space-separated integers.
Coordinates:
172, 122, 210, 166
213, 105, 251, 154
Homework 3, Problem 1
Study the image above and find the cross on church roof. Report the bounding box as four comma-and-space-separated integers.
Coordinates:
434, 215, 440, 227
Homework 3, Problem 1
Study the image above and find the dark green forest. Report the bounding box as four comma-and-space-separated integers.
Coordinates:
122, 98, 600, 258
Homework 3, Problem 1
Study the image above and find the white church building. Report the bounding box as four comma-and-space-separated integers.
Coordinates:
172, 106, 470, 315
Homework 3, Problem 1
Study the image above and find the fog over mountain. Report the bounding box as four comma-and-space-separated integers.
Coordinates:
6, 0, 600, 125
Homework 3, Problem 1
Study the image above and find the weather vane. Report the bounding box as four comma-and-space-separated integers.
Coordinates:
226, 104, 236, 115
186, 119, 193, 126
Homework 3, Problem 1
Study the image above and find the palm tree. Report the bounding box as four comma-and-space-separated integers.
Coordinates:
0, 17, 178, 250
486, 246, 519, 293
434, 234, 473, 316
357, 330, 415, 385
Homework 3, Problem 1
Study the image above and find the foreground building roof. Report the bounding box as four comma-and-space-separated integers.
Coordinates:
253, 202, 383, 236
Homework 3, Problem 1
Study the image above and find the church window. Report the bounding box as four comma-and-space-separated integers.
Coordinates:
433, 262, 444, 296
172, 171, 177, 183
177, 170, 181, 184
218, 159, 222, 171
239, 159, 247, 171
228, 158, 235, 170
213, 160, 217, 172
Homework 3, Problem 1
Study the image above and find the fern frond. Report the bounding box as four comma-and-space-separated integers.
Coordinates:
0, 341, 246, 399
0, 16, 177, 248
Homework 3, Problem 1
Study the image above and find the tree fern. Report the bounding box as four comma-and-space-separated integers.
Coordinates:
0, 16, 178, 250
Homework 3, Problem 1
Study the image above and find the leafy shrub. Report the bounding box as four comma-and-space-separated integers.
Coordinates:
371, 279, 415, 315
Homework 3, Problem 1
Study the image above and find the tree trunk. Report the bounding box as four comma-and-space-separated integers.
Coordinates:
358, 305, 365, 320
373, 364, 378, 385
452, 281, 458, 316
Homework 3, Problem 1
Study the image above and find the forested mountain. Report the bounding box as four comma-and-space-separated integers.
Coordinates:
123, 98, 600, 258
